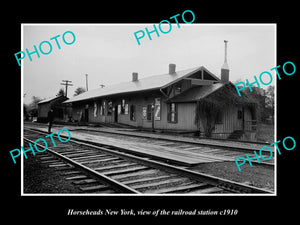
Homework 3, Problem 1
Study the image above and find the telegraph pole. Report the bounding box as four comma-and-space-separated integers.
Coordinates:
60, 80, 73, 97
85, 74, 88, 91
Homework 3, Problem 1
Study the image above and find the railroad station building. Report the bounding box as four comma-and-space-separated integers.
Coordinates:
37, 95, 69, 123
64, 61, 258, 141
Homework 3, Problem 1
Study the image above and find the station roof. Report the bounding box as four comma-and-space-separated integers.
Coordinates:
167, 83, 225, 103
64, 66, 220, 104
168, 82, 257, 105
38, 95, 68, 104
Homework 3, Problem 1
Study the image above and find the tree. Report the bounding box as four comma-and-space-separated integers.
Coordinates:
56, 88, 65, 97
265, 86, 274, 109
27, 96, 43, 117
30, 96, 43, 107
265, 85, 274, 118
234, 78, 243, 84
74, 87, 86, 96
23, 104, 29, 120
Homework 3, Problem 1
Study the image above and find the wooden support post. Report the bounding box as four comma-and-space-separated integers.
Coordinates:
151, 104, 155, 132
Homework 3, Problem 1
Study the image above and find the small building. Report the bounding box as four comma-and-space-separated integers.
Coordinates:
64, 62, 258, 141
37, 95, 69, 123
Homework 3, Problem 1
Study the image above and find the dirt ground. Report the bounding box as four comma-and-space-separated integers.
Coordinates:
189, 161, 274, 191
24, 153, 274, 194
23, 122, 274, 193
257, 123, 275, 143
23, 152, 82, 194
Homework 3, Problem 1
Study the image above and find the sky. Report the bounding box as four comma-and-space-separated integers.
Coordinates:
23, 24, 276, 104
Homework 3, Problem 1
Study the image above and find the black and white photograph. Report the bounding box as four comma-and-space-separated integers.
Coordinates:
22, 24, 276, 195
4, 5, 298, 223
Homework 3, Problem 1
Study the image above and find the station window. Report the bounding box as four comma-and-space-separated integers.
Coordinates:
167, 103, 177, 123
100, 105, 103, 116
101, 100, 106, 115
121, 99, 125, 114
107, 101, 113, 115
130, 105, 136, 121
146, 104, 152, 121
174, 84, 182, 95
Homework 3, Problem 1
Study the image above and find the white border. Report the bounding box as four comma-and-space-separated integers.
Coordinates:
21, 24, 24, 194
21, 23, 277, 197
274, 24, 277, 196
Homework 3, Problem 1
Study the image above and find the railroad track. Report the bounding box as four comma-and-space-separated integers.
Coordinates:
24, 128, 273, 194
24, 123, 274, 167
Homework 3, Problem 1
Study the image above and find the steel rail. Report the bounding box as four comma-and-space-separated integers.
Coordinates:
72, 127, 271, 152
24, 127, 274, 168
24, 124, 269, 153
67, 138, 273, 194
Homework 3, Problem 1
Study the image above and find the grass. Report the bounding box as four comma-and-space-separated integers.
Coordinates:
190, 161, 274, 191
256, 123, 275, 143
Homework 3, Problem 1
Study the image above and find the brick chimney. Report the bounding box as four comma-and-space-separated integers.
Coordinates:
132, 72, 138, 82
221, 40, 229, 83
169, 63, 176, 74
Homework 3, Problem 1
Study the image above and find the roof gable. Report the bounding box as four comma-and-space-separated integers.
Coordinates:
38, 95, 68, 104
188, 67, 221, 81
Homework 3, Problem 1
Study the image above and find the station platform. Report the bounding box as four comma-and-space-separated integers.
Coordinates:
24, 122, 269, 167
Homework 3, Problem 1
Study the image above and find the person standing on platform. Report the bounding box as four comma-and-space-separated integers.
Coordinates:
47, 108, 55, 133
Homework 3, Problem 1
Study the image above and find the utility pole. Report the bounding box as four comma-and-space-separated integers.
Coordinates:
85, 74, 88, 91
60, 80, 73, 97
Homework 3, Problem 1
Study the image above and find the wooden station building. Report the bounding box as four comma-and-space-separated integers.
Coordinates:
64, 46, 258, 141
37, 95, 69, 123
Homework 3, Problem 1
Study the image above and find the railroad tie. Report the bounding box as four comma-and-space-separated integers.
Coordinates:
100, 165, 149, 176
72, 179, 98, 185
65, 175, 88, 180
79, 184, 109, 192
152, 182, 209, 194
187, 186, 224, 194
